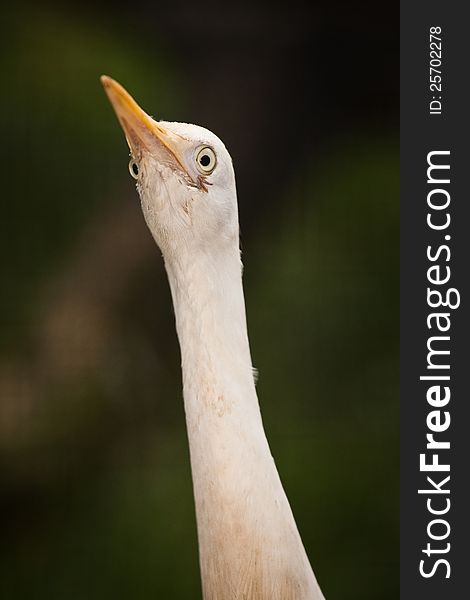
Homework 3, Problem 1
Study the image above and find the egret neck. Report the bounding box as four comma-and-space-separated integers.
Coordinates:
166, 241, 323, 599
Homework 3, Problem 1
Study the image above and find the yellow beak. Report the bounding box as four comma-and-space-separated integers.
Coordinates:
100, 75, 186, 172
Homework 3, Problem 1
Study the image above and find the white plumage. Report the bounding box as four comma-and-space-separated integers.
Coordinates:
101, 75, 325, 600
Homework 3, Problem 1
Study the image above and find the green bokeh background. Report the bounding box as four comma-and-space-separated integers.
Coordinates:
0, 2, 398, 598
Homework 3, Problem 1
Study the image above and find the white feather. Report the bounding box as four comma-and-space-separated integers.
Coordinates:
136, 121, 325, 599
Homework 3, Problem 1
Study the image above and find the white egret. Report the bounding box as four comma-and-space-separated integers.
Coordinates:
101, 75, 325, 600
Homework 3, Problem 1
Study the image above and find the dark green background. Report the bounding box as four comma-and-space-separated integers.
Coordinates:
0, 2, 398, 598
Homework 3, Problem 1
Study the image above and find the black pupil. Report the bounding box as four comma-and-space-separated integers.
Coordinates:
200, 153, 211, 167
132, 162, 139, 176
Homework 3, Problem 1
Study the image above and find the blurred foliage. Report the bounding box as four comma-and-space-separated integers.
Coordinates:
0, 4, 181, 354
247, 137, 399, 598
0, 2, 398, 599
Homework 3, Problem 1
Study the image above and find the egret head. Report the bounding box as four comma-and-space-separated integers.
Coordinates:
101, 76, 238, 260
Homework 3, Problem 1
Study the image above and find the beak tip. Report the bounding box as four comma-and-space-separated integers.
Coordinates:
100, 74, 112, 89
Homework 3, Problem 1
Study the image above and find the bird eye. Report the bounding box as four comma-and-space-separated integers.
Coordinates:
195, 146, 217, 174
129, 159, 139, 179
